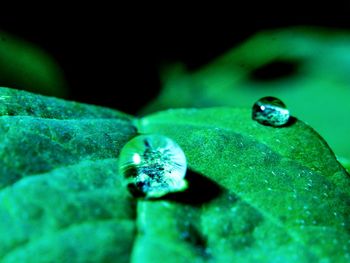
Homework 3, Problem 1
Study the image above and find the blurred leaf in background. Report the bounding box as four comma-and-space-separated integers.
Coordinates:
142, 27, 350, 165
0, 31, 67, 97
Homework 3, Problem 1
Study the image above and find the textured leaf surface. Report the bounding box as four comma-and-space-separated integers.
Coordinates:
0, 87, 137, 262
136, 108, 350, 262
1, 87, 350, 262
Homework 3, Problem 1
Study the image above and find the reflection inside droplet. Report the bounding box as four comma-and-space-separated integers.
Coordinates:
252, 96, 290, 127
119, 134, 187, 198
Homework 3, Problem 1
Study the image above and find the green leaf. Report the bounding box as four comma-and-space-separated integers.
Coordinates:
141, 27, 350, 161
0, 87, 137, 262
1, 88, 349, 262
136, 108, 350, 262
0, 31, 67, 97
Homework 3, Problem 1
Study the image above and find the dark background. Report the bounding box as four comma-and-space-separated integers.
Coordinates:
0, 8, 350, 114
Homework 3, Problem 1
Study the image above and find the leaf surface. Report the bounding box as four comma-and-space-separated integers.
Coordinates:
0, 87, 137, 263
135, 108, 350, 262
1, 87, 349, 262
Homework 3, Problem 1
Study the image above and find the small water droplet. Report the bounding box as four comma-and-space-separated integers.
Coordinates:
252, 96, 290, 127
119, 134, 187, 198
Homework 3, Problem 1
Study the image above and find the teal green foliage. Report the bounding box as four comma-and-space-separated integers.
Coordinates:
0, 87, 137, 262
0, 31, 67, 97
141, 27, 350, 161
1, 88, 350, 262
137, 108, 350, 262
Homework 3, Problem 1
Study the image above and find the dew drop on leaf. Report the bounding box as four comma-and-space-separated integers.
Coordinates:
252, 96, 290, 127
118, 134, 187, 198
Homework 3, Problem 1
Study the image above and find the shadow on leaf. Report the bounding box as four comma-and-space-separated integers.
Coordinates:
163, 169, 223, 206
284, 116, 297, 127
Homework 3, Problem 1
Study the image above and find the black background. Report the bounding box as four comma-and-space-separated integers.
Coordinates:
0, 7, 349, 114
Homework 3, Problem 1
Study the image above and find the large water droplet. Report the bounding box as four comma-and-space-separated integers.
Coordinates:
252, 96, 290, 127
118, 134, 187, 198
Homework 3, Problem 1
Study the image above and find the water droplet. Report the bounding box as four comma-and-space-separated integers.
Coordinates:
252, 96, 290, 127
118, 134, 187, 198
